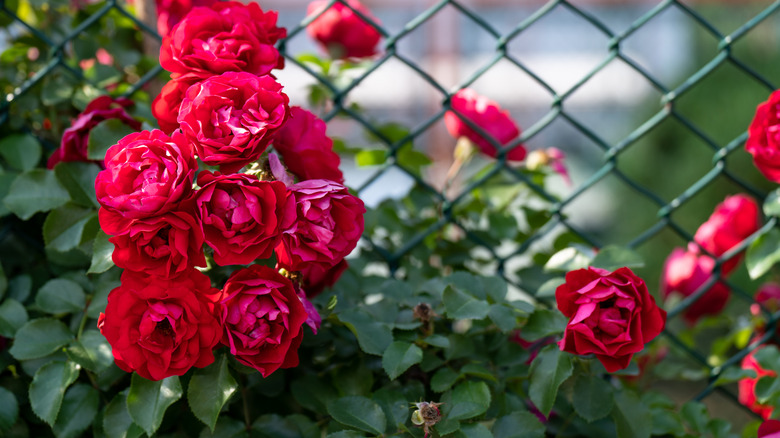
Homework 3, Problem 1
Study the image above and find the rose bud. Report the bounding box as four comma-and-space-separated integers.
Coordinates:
661, 248, 730, 324
97, 269, 223, 381
692, 194, 760, 274
160, 1, 285, 78
306, 0, 382, 59
739, 347, 776, 420
95, 129, 196, 235
193, 171, 296, 266
152, 74, 201, 134
275, 179, 366, 272
556, 266, 666, 372
155, 0, 218, 37
178, 72, 289, 173
219, 265, 307, 377
759, 419, 780, 438
747, 90, 780, 183
271, 107, 344, 184
48, 96, 141, 169
444, 88, 526, 161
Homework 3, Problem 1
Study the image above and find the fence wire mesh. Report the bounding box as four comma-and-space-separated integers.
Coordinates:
2, 0, 780, 425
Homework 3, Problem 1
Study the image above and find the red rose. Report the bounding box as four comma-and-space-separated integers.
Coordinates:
155, 0, 217, 37
160, 1, 285, 78
109, 210, 206, 277
739, 347, 776, 420
298, 259, 348, 298
152, 74, 201, 134
661, 248, 730, 324
95, 130, 196, 235
444, 89, 525, 161
219, 265, 306, 377
693, 194, 760, 274
48, 96, 141, 169
306, 0, 382, 59
272, 107, 344, 184
753, 283, 780, 316
747, 90, 780, 182
275, 179, 365, 272
193, 171, 295, 266
556, 266, 666, 372
178, 72, 289, 173
97, 269, 223, 381
760, 420, 780, 438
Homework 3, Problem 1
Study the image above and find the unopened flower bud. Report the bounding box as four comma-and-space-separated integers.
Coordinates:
454, 136, 477, 163
411, 401, 444, 438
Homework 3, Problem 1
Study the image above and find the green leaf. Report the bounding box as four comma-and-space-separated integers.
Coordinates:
200, 417, 249, 438
455, 423, 493, 438
103, 392, 144, 438
543, 246, 594, 273
396, 142, 431, 175
251, 414, 319, 438
0, 387, 19, 432
489, 304, 518, 332
4, 169, 70, 220
355, 150, 386, 167
66, 330, 114, 373
325, 432, 366, 438
43, 205, 98, 254
88, 229, 115, 274
422, 334, 450, 349
746, 228, 780, 279
572, 374, 614, 422
87, 119, 137, 161
338, 310, 393, 356
53, 162, 101, 208
9, 318, 73, 360
612, 391, 651, 438
754, 345, 780, 374
764, 188, 780, 217
0, 298, 28, 337
36, 278, 86, 315
713, 366, 757, 387
448, 381, 491, 421
29, 361, 80, 426
127, 374, 183, 436
521, 309, 567, 342
188, 354, 238, 432
492, 412, 545, 438
431, 367, 460, 393
291, 375, 337, 414
443, 286, 490, 320
536, 278, 564, 298
590, 246, 644, 270
680, 401, 708, 434
373, 388, 407, 433
528, 346, 573, 416
53, 384, 99, 438
327, 396, 387, 435
0, 134, 41, 171
0, 171, 18, 217
382, 341, 423, 380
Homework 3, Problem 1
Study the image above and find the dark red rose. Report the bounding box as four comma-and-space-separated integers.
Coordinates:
160, 1, 285, 78
97, 269, 222, 381
48, 96, 141, 169
193, 171, 295, 266
692, 194, 760, 274
155, 0, 218, 37
306, 0, 382, 59
556, 266, 666, 373
95, 130, 196, 235
298, 258, 348, 298
760, 419, 780, 438
740, 347, 776, 420
178, 72, 289, 173
747, 90, 780, 183
271, 107, 344, 184
661, 248, 730, 324
444, 88, 525, 161
275, 179, 365, 272
753, 283, 780, 316
109, 210, 206, 277
219, 265, 307, 377
152, 74, 201, 134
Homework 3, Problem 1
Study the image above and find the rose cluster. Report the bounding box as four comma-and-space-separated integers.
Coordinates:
96, 1, 365, 381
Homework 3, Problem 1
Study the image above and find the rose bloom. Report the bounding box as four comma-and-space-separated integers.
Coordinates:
661, 248, 730, 324
297, 259, 348, 298
98, 269, 223, 381
272, 106, 344, 184
752, 283, 780, 316
95, 130, 196, 235
444, 89, 526, 161
178, 72, 289, 172
693, 194, 760, 274
760, 420, 780, 438
193, 171, 296, 266
556, 266, 666, 372
275, 179, 366, 272
48, 96, 141, 169
747, 90, 780, 183
152, 74, 201, 134
306, 0, 382, 59
155, 0, 217, 37
160, 1, 285, 78
740, 347, 776, 420
219, 265, 307, 377
109, 210, 206, 277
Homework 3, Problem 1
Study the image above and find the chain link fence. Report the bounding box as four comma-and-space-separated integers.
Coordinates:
2, 0, 780, 427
